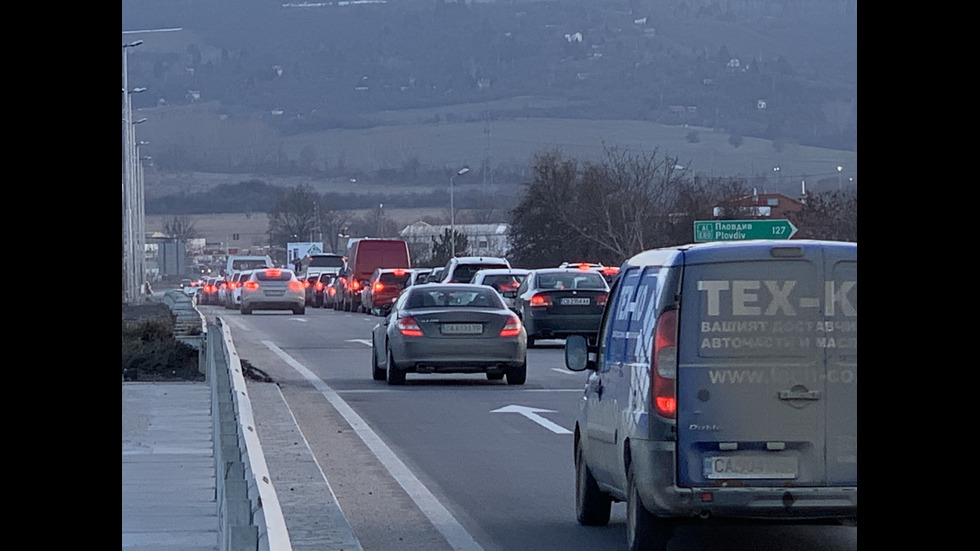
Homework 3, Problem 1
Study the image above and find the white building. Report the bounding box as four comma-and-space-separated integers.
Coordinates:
399, 221, 511, 265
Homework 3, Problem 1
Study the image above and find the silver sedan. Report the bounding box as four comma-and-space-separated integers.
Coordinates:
371, 284, 527, 385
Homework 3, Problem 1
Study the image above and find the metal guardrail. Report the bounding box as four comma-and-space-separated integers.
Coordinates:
161, 290, 292, 551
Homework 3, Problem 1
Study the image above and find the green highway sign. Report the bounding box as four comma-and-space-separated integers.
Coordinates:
694, 219, 798, 242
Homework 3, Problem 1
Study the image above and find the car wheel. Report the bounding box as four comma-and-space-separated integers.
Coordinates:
575, 439, 612, 526
526, 336, 536, 349
506, 361, 527, 385
386, 349, 405, 385
626, 463, 672, 551
371, 340, 386, 381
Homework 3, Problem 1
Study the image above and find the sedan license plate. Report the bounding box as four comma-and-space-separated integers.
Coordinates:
560, 297, 591, 305
441, 323, 483, 335
264, 290, 285, 297
703, 455, 798, 479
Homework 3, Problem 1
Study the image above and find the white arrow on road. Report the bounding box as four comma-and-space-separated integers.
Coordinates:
491, 405, 572, 434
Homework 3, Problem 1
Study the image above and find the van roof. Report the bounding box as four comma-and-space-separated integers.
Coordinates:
625, 239, 856, 267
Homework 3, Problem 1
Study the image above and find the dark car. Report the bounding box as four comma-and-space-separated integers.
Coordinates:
303, 274, 320, 306
361, 268, 413, 315
514, 268, 609, 348
370, 284, 527, 385
314, 273, 336, 308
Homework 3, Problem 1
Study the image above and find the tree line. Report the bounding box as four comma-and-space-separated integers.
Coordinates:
163, 146, 856, 269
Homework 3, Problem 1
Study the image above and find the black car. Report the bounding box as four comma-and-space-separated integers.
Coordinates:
513, 268, 609, 348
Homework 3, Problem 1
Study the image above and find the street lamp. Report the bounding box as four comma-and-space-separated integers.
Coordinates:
772, 166, 780, 195
836, 165, 843, 191
122, 39, 143, 303
450, 166, 470, 258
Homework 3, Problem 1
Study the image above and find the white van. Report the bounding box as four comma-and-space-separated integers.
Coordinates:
223, 255, 274, 276
565, 240, 857, 551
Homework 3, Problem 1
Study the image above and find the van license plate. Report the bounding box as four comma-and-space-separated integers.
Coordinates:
561, 298, 591, 305
441, 323, 483, 335
703, 456, 798, 479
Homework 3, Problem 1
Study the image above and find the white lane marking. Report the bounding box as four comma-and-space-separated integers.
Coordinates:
347, 339, 373, 347
262, 341, 485, 551
292, 318, 308, 322
491, 405, 572, 434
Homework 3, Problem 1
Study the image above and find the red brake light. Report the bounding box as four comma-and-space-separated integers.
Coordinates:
499, 314, 522, 337
303, 280, 311, 288
651, 309, 678, 419
244, 281, 259, 291
596, 293, 607, 306
393, 269, 405, 276
396, 315, 423, 337
266, 268, 282, 277
228, 282, 238, 290
373, 282, 385, 293
577, 264, 590, 271
327, 287, 336, 296
529, 294, 553, 307
288, 280, 304, 292
351, 280, 361, 291
314, 282, 324, 291
601, 267, 620, 275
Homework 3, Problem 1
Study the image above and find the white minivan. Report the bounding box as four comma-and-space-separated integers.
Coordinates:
565, 240, 857, 551
224, 255, 273, 277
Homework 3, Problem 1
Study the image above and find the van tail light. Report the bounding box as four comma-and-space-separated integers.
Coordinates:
499, 314, 522, 337
373, 282, 385, 293
397, 315, 423, 337
244, 281, 259, 291
596, 293, 607, 306
530, 294, 553, 307
314, 281, 324, 291
350, 279, 361, 291
651, 309, 678, 419
303, 280, 311, 288
288, 280, 304, 292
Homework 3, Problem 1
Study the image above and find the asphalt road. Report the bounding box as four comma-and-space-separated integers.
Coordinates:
200, 302, 857, 551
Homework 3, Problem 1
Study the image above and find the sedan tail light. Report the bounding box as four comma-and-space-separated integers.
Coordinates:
529, 294, 553, 307
244, 281, 259, 291
499, 314, 522, 337
314, 281, 324, 291
651, 309, 678, 419
288, 280, 304, 292
350, 279, 361, 291
373, 282, 385, 293
596, 293, 608, 307
396, 315, 423, 337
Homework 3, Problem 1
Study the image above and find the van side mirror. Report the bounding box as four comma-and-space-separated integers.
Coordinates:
565, 335, 596, 371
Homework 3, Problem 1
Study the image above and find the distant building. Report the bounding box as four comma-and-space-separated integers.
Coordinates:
399, 221, 511, 265
713, 192, 804, 219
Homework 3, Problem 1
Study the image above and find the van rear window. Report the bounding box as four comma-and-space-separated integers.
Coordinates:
308, 256, 345, 268
233, 259, 271, 271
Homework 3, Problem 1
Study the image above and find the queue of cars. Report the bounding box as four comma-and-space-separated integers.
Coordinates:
189, 242, 856, 550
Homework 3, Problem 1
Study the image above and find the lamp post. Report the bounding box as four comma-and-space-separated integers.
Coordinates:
450, 166, 469, 258
836, 165, 843, 191
122, 39, 143, 303
772, 166, 780, 195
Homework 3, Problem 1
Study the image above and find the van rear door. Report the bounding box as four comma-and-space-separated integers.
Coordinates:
675, 242, 857, 488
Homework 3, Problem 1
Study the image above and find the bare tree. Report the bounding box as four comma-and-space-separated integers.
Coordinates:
267, 184, 320, 263
788, 189, 857, 242
163, 215, 199, 242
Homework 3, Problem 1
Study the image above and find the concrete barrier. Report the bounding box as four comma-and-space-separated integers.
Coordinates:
162, 290, 291, 551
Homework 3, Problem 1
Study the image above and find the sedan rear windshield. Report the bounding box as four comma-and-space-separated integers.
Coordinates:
537, 272, 606, 290
407, 289, 503, 309
380, 273, 411, 285
454, 263, 510, 283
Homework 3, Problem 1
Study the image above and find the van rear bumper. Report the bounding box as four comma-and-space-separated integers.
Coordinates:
630, 440, 857, 520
